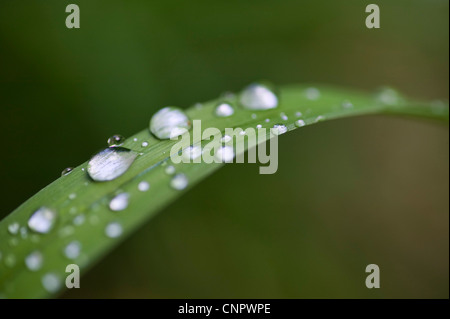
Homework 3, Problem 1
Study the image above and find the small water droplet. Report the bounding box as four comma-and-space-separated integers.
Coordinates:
107, 134, 125, 147
58, 225, 74, 238
138, 181, 150, 192
280, 112, 288, 121
68, 193, 76, 200
256, 124, 262, 129
170, 174, 189, 190
4, 254, 16, 267
61, 167, 73, 176
239, 131, 246, 136
25, 251, 43, 271
265, 118, 270, 123
87, 147, 138, 182
376, 87, 401, 105
240, 83, 278, 110
194, 103, 203, 110
109, 193, 129, 211
7, 222, 20, 235
295, 119, 306, 127
221, 135, 232, 143
341, 100, 353, 109
64, 241, 81, 259
28, 207, 57, 234
305, 87, 320, 100
214, 103, 234, 117
165, 165, 176, 175
295, 111, 302, 117
141, 141, 149, 147
73, 214, 85, 226
133, 138, 138, 142
20, 227, 28, 239
215, 146, 235, 163
251, 113, 257, 119
271, 124, 288, 135
105, 222, 123, 238
42, 273, 61, 293
150, 107, 191, 139
315, 115, 325, 123
182, 145, 202, 160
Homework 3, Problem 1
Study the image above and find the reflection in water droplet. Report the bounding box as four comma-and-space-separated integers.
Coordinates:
8, 222, 20, 235
272, 124, 288, 135
105, 222, 123, 238
138, 181, 150, 192
87, 147, 138, 182
64, 241, 81, 259
109, 193, 129, 211
150, 107, 191, 139
61, 167, 73, 176
42, 273, 61, 293
215, 146, 235, 163
214, 103, 234, 117
25, 251, 43, 271
295, 119, 306, 127
305, 87, 320, 100
170, 174, 189, 190
240, 83, 278, 110
28, 207, 57, 234
107, 134, 125, 147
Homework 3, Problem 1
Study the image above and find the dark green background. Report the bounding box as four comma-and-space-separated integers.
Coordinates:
0, 0, 448, 298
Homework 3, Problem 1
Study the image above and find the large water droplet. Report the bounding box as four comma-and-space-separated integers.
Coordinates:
107, 134, 125, 147
240, 83, 278, 110
271, 124, 288, 135
170, 173, 189, 190
214, 102, 234, 117
7, 222, 20, 235
61, 167, 73, 176
42, 273, 61, 293
28, 207, 57, 234
105, 222, 123, 238
25, 251, 43, 271
87, 147, 138, 182
149, 107, 191, 139
109, 193, 129, 211
215, 146, 235, 163
64, 241, 81, 259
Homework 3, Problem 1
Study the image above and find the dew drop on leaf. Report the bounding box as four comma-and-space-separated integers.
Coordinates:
170, 173, 189, 190
105, 222, 123, 238
215, 146, 235, 163
41, 273, 61, 293
64, 241, 81, 259
25, 251, 43, 271
305, 87, 321, 100
109, 193, 130, 211
28, 207, 58, 234
295, 119, 306, 127
214, 102, 234, 117
61, 167, 73, 176
138, 181, 150, 192
7, 222, 20, 235
149, 106, 191, 139
107, 134, 125, 147
271, 124, 288, 135
87, 147, 138, 182
240, 83, 278, 110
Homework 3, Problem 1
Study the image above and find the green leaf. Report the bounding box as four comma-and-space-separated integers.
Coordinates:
0, 84, 447, 298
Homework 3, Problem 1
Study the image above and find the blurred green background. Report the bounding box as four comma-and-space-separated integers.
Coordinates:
0, 0, 448, 298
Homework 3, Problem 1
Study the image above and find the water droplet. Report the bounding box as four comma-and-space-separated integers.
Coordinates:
341, 100, 353, 109
141, 141, 149, 147
256, 124, 262, 129
73, 214, 85, 226
68, 193, 76, 200
42, 273, 61, 293
28, 207, 57, 234
239, 131, 246, 136
214, 103, 234, 117
4, 254, 16, 267
240, 83, 278, 110
295, 119, 306, 127
64, 241, 81, 259
265, 118, 270, 123
221, 135, 232, 143
58, 225, 74, 238
150, 107, 191, 139
194, 103, 203, 110
138, 181, 150, 192
215, 146, 235, 163
87, 147, 138, 182
20, 227, 28, 239
61, 167, 73, 176
109, 193, 129, 211
280, 112, 288, 121
25, 251, 43, 271
105, 222, 123, 238
182, 145, 202, 160
251, 113, 257, 119
7, 222, 20, 235
315, 115, 325, 123
170, 174, 189, 190
133, 138, 138, 142
165, 165, 176, 175
305, 87, 320, 100
271, 124, 288, 135
376, 87, 401, 105
295, 111, 302, 117
107, 134, 125, 147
